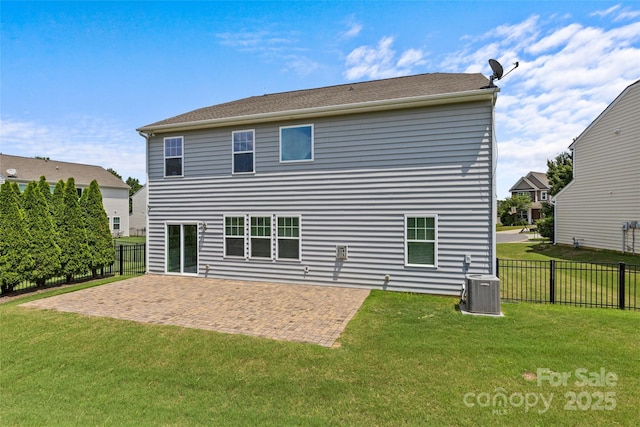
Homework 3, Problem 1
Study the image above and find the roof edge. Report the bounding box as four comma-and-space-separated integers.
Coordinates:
138, 88, 498, 134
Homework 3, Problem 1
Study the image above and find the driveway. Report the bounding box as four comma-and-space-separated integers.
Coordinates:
20, 275, 370, 348
497, 229, 532, 243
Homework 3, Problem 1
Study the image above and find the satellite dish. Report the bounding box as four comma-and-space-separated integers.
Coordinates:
6, 168, 17, 176
489, 59, 504, 80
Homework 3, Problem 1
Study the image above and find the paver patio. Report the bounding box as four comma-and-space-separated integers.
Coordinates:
20, 275, 370, 347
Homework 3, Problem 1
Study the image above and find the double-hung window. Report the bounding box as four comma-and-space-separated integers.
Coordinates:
405, 215, 437, 267
250, 216, 272, 258
164, 136, 183, 176
224, 216, 245, 257
277, 216, 300, 260
113, 217, 121, 231
280, 124, 313, 162
232, 130, 255, 173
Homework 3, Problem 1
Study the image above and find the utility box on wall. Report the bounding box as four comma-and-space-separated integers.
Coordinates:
336, 245, 348, 260
466, 274, 501, 315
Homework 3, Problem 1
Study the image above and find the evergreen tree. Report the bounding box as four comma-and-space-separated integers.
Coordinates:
0, 181, 34, 293
58, 178, 90, 282
81, 180, 115, 277
37, 176, 53, 212
23, 181, 62, 286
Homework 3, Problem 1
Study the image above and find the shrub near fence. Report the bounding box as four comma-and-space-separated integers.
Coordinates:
3, 244, 146, 295
497, 259, 639, 310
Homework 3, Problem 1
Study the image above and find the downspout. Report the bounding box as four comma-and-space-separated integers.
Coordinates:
138, 130, 153, 274
490, 89, 499, 275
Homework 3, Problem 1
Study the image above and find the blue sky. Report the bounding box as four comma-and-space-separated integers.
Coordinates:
1, 1, 639, 198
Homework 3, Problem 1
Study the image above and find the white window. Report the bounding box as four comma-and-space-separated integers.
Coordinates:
405, 215, 437, 267
164, 136, 183, 177
280, 124, 313, 163
224, 216, 245, 257
541, 191, 548, 201
277, 216, 300, 260
113, 217, 121, 231
232, 130, 255, 174
250, 216, 272, 258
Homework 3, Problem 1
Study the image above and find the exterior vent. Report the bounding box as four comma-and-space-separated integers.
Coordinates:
336, 245, 348, 260
465, 274, 501, 315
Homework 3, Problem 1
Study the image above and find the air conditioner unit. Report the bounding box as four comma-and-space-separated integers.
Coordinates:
465, 274, 501, 315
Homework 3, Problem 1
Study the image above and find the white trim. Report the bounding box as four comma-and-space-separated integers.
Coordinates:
276, 215, 302, 261
223, 214, 247, 259
249, 215, 273, 259
404, 214, 438, 268
279, 124, 314, 163
163, 136, 184, 177
231, 129, 256, 174
164, 222, 199, 276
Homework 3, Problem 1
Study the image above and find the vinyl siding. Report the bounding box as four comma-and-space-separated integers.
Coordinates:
146, 101, 495, 294
555, 83, 640, 252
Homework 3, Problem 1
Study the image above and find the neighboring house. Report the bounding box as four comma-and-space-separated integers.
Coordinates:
508, 171, 550, 224
136, 72, 500, 295
129, 184, 147, 236
0, 154, 131, 237
554, 80, 640, 253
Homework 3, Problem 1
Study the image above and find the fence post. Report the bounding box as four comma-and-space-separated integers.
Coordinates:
549, 260, 555, 304
619, 262, 625, 310
495, 258, 499, 278
119, 245, 124, 276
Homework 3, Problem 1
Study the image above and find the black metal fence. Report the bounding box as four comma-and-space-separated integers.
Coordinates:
497, 259, 639, 310
2, 244, 146, 296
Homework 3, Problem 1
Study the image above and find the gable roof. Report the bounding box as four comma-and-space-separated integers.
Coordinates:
138, 73, 494, 133
569, 79, 640, 150
509, 171, 550, 193
0, 154, 130, 189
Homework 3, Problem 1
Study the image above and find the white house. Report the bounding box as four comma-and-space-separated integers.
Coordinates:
554, 80, 640, 253
129, 184, 147, 236
0, 154, 131, 237
137, 72, 500, 295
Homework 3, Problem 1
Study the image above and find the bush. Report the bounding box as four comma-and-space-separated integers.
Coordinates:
536, 216, 554, 241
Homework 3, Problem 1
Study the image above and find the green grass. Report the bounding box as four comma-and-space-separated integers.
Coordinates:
497, 241, 640, 264
2, 280, 639, 426
496, 225, 523, 232
113, 236, 145, 245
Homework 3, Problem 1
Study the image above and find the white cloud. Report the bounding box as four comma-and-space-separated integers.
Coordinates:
446, 11, 640, 198
344, 36, 425, 80
341, 21, 363, 39
0, 117, 146, 183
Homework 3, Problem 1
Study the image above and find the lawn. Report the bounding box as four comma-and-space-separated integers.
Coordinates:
497, 241, 640, 264
1, 278, 639, 426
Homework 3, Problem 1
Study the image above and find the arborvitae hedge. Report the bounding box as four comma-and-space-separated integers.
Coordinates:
81, 180, 115, 277
23, 181, 62, 286
58, 177, 91, 282
0, 181, 35, 292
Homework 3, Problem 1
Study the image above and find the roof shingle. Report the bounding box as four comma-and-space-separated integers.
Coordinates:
139, 72, 491, 130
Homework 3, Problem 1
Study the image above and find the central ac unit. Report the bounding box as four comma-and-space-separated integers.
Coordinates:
465, 274, 501, 315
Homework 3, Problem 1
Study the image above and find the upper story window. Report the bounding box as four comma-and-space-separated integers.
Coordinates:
164, 137, 183, 177
541, 191, 548, 201
405, 215, 437, 267
232, 130, 255, 174
517, 191, 531, 200
280, 124, 313, 163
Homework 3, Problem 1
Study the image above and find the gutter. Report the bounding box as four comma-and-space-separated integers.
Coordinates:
137, 88, 499, 134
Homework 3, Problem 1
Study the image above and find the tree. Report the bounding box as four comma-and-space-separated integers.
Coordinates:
38, 176, 54, 216
126, 177, 143, 213
547, 152, 573, 196
498, 194, 533, 226
81, 180, 115, 277
0, 181, 34, 293
23, 181, 61, 286
57, 178, 90, 282
107, 168, 123, 181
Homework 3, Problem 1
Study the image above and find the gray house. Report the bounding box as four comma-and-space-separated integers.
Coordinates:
137, 73, 500, 295
554, 80, 640, 252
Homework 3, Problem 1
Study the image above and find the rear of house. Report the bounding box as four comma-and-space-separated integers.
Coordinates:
138, 73, 499, 294
554, 80, 640, 252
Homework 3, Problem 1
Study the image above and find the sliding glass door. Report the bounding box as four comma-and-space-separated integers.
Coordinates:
167, 223, 198, 274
